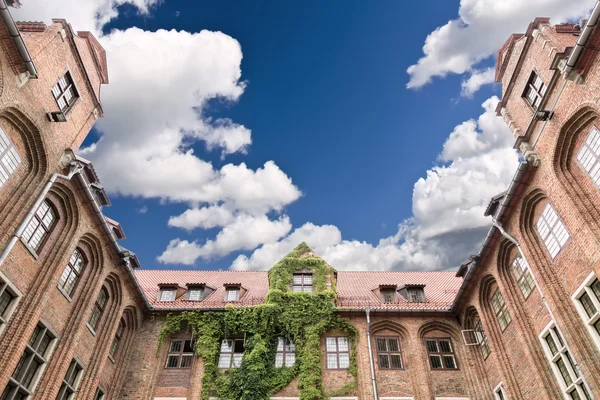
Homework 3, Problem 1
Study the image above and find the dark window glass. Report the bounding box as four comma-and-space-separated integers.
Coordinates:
425, 338, 456, 370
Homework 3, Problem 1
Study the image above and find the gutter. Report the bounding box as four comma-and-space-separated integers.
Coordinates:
0, 0, 37, 78
564, 0, 600, 77
365, 309, 379, 400
450, 161, 530, 312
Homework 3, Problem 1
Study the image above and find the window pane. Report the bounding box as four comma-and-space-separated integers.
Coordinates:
430, 355, 442, 369
378, 354, 390, 369
166, 355, 179, 368
0, 290, 14, 317
275, 353, 284, 368
387, 338, 400, 352
326, 337, 337, 352
390, 354, 403, 369
285, 353, 295, 366
376, 338, 387, 352
232, 354, 243, 367
556, 358, 572, 386
579, 292, 597, 318
545, 334, 558, 355
327, 354, 338, 369
337, 337, 349, 352
183, 340, 194, 353
233, 339, 244, 353
426, 339, 438, 353
443, 355, 456, 369
338, 353, 350, 369
180, 355, 193, 368
169, 340, 182, 353
221, 339, 233, 352
591, 279, 600, 300
303, 274, 312, 285
293, 275, 303, 285
439, 340, 452, 353
303, 285, 312, 293
218, 353, 231, 368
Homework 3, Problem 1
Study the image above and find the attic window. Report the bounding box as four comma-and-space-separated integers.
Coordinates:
380, 288, 396, 304
292, 273, 313, 293
159, 287, 176, 302
225, 287, 240, 302
407, 288, 425, 303
187, 286, 210, 301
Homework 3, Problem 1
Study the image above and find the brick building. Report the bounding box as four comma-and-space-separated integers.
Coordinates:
1, 0, 600, 398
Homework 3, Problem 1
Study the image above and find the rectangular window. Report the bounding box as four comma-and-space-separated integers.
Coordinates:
58, 249, 85, 298
275, 337, 296, 368
218, 338, 244, 368
1, 322, 56, 400
93, 388, 105, 400
51, 72, 78, 112
109, 319, 125, 359
326, 337, 350, 369
491, 290, 512, 331
474, 320, 491, 360
511, 255, 535, 299
187, 286, 207, 301
380, 289, 396, 304
0, 276, 19, 333
407, 288, 425, 303
0, 126, 21, 189
540, 323, 591, 399
536, 203, 569, 259
21, 200, 55, 252
159, 288, 176, 302
56, 358, 83, 400
523, 71, 546, 109
425, 338, 457, 370
165, 339, 194, 369
292, 273, 313, 293
375, 336, 403, 369
573, 273, 600, 352
494, 384, 507, 400
577, 126, 600, 188
225, 287, 240, 302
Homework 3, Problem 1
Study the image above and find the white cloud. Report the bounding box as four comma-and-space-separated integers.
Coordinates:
232, 96, 518, 271
406, 0, 593, 89
158, 214, 292, 263
136, 205, 148, 214
168, 204, 234, 230
461, 68, 495, 97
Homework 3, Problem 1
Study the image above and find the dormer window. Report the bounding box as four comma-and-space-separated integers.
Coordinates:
225, 287, 240, 302
407, 288, 425, 303
380, 288, 396, 304
187, 285, 211, 301
159, 287, 176, 302
292, 273, 313, 293
523, 71, 546, 109
52, 71, 78, 112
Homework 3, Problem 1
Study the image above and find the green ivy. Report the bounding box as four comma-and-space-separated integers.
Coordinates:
159, 242, 358, 400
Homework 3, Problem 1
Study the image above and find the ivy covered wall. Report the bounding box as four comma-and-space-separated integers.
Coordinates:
159, 242, 359, 400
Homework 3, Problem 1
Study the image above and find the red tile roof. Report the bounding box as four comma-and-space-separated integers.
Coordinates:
135, 269, 461, 311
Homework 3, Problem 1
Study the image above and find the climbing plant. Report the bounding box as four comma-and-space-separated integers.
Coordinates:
159, 242, 358, 400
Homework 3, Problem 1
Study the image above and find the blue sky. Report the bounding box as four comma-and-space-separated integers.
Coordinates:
14, 0, 594, 271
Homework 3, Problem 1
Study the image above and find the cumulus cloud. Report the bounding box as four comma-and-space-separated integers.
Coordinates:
461, 68, 495, 97
232, 96, 518, 271
406, 0, 592, 89
168, 204, 234, 230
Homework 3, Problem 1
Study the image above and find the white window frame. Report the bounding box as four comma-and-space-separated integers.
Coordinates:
572, 272, 600, 352
225, 287, 240, 302
536, 203, 569, 259
510, 255, 536, 299
275, 337, 296, 368
218, 338, 244, 368
539, 322, 590, 400
0, 125, 21, 189
576, 125, 600, 187
0, 271, 22, 336
187, 286, 207, 301
494, 382, 507, 400
159, 288, 176, 302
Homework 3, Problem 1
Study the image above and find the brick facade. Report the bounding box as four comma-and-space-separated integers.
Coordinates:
1, 8, 600, 400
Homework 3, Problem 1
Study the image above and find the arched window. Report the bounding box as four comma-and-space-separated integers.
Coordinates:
466, 311, 491, 360
536, 202, 569, 259
88, 288, 108, 332
0, 126, 21, 188
109, 319, 125, 359
491, 289, 512, 331
576, 125, 600, 187
22, 200, 56, 251
510, 255, 536, 299
58, 249, 85, 297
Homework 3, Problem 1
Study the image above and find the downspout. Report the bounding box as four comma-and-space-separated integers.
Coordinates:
0, 0, 38, 78
0, 164, 79, 266
564, 0, 600, 77
491, 219, 594, 398
365, 309, 379, 400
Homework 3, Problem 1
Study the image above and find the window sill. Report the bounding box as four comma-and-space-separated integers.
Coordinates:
57, 286, 73, 303
20, 238, 39, 260
86, 323, 97, 336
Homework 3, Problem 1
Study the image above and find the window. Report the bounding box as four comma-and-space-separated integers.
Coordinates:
51, 72, 78, 112
93, 388, 105, 400
187, 286, 209, 301
292, 273, 313, 293
474, 319, 491, 359
494, 384, 507, 400
540, 324, 591, 400
425, 338, 457, 370
407, 288, 425, 303
57, 249, 85, 297
218, 338, 244, 368
326, 337, 350, 369
375, 337, 403, 369
523, 71, 546, 109
536, 203, 569, 259
109, 319, 125, 359
380, 288, 396, 304
0, 126, 21, 189
56, 358, 83, 400
491, 289, 511, 331
576, 126, 600, 187
165, 339, 194, 369
0, 276, 19, 333
88, 287, 108, 332
511, 255, 535, 299
1, 322, 55, 400
225, 287, 240, 302
21, 200, 55, 252
159, 288, 176, 302
275, 337, 295, 368
573, 273, 600, 351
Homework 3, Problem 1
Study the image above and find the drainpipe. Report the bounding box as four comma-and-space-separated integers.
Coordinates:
0, 164, 80, 266
490, 219, 594, 397
365, 309, 379, 400
0, 0, 38, 78
564, 0, 600, 77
